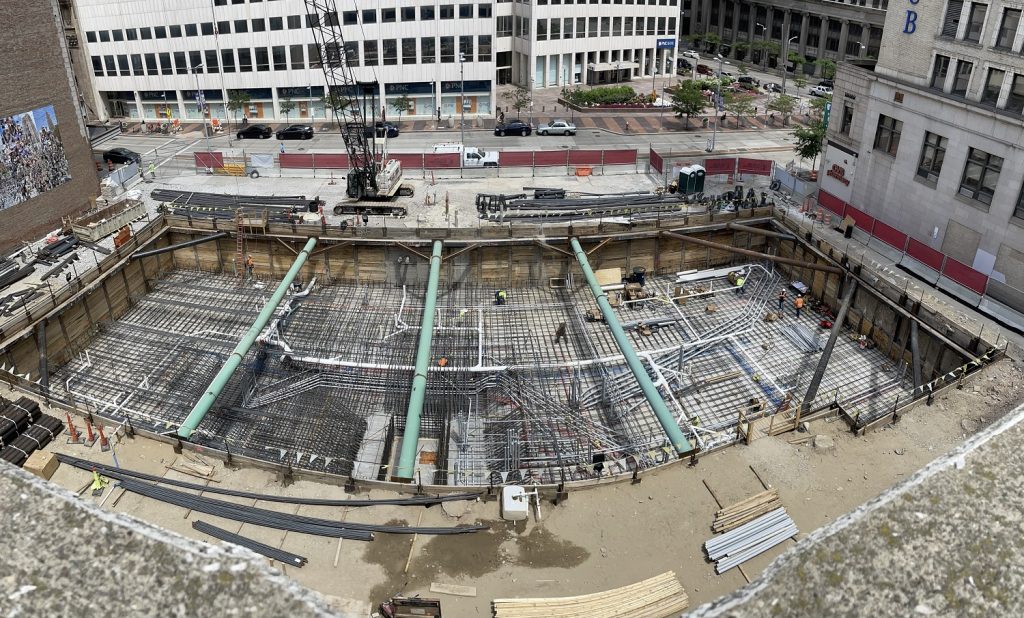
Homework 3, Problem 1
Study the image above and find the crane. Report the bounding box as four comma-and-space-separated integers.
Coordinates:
303, 0, 412, 201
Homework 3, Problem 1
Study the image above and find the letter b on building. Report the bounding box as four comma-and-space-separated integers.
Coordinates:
903, 10, 917, 34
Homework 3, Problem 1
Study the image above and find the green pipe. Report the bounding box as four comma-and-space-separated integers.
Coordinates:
393, 240, 444, 481
570, 238, 693, 456
177, 237, 318, 439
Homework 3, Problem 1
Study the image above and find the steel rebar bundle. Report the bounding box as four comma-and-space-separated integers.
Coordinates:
192, 520, 309, 567
781, 323, 824, 353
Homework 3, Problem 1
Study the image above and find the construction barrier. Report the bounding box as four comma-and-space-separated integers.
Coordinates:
193, 152, 223, 169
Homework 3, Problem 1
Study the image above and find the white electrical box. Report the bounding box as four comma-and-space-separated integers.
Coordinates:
500, 485, 529, 521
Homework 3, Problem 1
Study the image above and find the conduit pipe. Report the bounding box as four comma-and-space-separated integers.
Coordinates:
133, 232, 229, 259
393, 239, 444, 481
177, 236, 317, 439
570, 237, 693, 456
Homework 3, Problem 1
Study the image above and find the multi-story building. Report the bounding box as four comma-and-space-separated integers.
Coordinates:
822, 0, 1024, 324
71, 0, 682, 123
683, 0, 886, 76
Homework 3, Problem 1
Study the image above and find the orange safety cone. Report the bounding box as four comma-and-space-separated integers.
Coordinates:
84, 419, 97, 446
66, 413, 82, 444
98, 425, 110, 452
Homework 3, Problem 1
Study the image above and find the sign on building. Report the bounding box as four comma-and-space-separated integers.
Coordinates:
657, 38, 676, 49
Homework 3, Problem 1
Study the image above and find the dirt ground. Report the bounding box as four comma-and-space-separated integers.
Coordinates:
38, 357, 1023, 617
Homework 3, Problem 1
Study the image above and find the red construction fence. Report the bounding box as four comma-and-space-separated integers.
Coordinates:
648, 149, 774, 180
817, 189, 990, 295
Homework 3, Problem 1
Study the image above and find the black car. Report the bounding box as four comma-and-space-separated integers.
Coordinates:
678, 59, 693, 71
276, 124, 314, 140
236, 123, 272, 139
494, 121, 531, 136
363, 122, 400, 138
764, 82, 783, 93
819, 79, 834, 89
101, 147, 141, 166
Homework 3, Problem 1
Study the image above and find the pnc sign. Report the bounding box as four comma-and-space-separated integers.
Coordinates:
904, 0, 919, 34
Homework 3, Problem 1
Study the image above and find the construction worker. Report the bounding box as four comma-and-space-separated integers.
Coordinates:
245, 254, 255, 278
794, 294, 805, 318
734, 272, 745, 295
147, 161, 156, 180
777, 290, 786, 313
494, 289, 507, 306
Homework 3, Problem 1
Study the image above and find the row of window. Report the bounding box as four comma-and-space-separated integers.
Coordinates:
530, 15, 676, 40
90, 36, 494, 77
942, 1, 1024, 54
529, 0, 677, 4
930, 54, 1024, 113
84, 5, 493, 44
872, 114, 1020, 213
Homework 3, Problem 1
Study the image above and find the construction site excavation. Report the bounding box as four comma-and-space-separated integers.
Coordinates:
0, 204, 1000, 492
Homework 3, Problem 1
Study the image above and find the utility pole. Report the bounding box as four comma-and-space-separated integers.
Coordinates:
459, 52, 466, 178
191, 63, 212, 153
782, 35, 798, 96
708, 54, 727, 152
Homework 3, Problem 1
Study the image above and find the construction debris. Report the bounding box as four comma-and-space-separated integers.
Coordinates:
712, 489, 783, 533
492, 571, 689, 617
704, 508, 798, 574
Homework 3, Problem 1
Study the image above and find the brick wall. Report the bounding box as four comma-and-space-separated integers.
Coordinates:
0, 0, 98, 254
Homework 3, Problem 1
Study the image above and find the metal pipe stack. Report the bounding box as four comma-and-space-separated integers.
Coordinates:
704, 507, 798, 574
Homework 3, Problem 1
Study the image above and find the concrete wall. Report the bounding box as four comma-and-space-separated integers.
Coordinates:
0, 0, 98, 254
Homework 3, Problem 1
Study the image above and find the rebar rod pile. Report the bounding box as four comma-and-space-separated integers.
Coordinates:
780, 323, 825, 353
150, 189, 316, 210
192, 520, 309, 567
0, 414, 63, 467
704, 507, 797, 574
0, 397, 40, 446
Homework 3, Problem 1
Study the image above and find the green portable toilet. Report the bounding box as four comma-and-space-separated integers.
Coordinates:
678, 166, 695, 195
692, 164, 706, 193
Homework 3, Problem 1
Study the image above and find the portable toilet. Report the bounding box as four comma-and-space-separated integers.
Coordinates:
678, 165, 695, 195
692, 164, 707, 193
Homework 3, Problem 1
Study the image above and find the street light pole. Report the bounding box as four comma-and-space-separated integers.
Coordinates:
781, 35, 798, 96
459, 52, 465, 177
708, 54, 724, 152
191, 63, 212, 153
755, 23, 767, 70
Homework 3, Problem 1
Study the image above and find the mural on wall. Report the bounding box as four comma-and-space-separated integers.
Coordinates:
0, 105, 71, 211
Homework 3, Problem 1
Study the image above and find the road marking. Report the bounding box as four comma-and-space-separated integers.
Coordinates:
155, 138, 202, 169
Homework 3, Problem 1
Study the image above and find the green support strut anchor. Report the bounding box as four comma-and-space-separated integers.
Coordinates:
393, 240, 444, 481
569, 237, 693, 456
177, 237, 318, 440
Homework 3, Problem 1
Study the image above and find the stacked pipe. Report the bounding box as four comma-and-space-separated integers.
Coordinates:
481, 193, 700, 223
704, 508, 798, 574
0, 398, 42, 447
192, 520, 308, 567
36, 236, 79, 262
150, 189, 318, 210
0, 414, 64, 466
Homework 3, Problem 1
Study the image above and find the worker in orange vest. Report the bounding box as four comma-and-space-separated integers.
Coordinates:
794, 294, 805, 318
245, 254, 255, 278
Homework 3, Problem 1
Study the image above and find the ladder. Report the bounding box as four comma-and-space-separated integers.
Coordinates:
235, 208, 245, 278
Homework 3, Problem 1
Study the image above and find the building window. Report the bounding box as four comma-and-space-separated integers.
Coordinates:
169, 25, 182, 37
341, 11, 356, 25
140, 27, 152, 39
1014, 186, 1024, 221
383, 39, 397, 65
91, 55, 103, 76
234, 20, 248, 33
204, 50, 219, 73
459, 35, 473, 61
185, 23, 198, 36
305, 13, 320, 28
112, 29, 124, 42
459, 3, 473, 18
440, 36, 455, 62
287, 15, 302, 29
252, 18, 266, 32
577, 17, 586, 38
931, 55, 950, 89
159, 52, 172, 75
290, 44, 304, 69
273, 46, 287, 70
343, 42, 359, 67
613, 17, 621, 37
325, 12, 339, 27
917, 132, 948, 182
382, 8, 396, 22
217, 21, 230, 34
155, 26, 167, 39
996, 9, 1021, 49
99, 30, 110, 42
402, 38, 417, 64
479, 3, 492, 18
942, 0, 964, 37
873, 114, 902, 156
440, 5, 454, 19
421, 37, 436, 63
981, 68, 1005, 105
308, 43, 321, 68
952, 60, 973, 96
1007, 74, 1024, 113
400, 7, 415, 21
361, 9, 375, 23
564, 17, 573, 38
201, 22, 214, 35
270, 17, 283, 31
221, 49, 236, 73
551, 18, 561, 40
537, 19, 547, 41
117, 54, 130, 76
420, 6, 434, 20
188, 50, 202, 72
87, 31, 97, 43
132, 54, 144, 75
173, 51, 187, 74
959, 148, 1003, 205
145, 53, 158, 75
238, 48, 253, 72
588, 17, 598, 38
601, 17, 610, 37
839, 105, 854, 136
479, 35, 492, 61
364, 41, 378, 66
497, 15, 512, 37
964, 3, 987, 42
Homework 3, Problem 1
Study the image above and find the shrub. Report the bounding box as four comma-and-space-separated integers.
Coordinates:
565, 85, 639, 106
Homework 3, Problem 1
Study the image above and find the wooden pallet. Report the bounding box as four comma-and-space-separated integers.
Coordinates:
492, 571, 688, 618
712, 489, 782, 533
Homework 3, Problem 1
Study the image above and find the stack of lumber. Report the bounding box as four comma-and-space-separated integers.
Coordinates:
712, 489, 782, 533
492, 571, 688, 618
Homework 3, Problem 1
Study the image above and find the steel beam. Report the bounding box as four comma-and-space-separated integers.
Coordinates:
133, 232, 229, 260
801, 279, 858, 415
910, 320, 922, 393
660, 231, 844, 274
727, 221, 796, 241
177, 236, 317, 439
393, 240, 444, 481
570, 237, 693, 456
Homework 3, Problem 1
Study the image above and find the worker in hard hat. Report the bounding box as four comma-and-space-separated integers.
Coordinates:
494, 289, 507, 305
733, 271, 746, 296
245, 254, 255, 278
794, 294, 805, 318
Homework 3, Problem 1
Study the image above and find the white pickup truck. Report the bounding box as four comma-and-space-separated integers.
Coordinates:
432, 143, 500, 167
537, 120, 577, 136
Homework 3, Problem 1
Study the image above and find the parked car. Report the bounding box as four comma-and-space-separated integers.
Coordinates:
276, 124, 314, 140
494, 120, 532, 136
363, 122, 399, 138
682, 50, 701, 60
236, 124, 272, 139
696, 64, 713, 75
764, 82, 783, 93
737, 75, 760, 87
717, 70, 734, 79
537, 120, 577, 136
678, 59, 693, 71
432, 143, 500, 167
809, 85, 833, 97
819, 79, 835, 89
101, 147, 141, 166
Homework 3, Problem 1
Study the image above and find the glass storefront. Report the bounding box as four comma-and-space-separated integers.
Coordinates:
439, 79, 492, 118
384, 82, 436, 119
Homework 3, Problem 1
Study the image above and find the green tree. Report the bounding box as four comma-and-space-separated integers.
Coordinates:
703, 32, 722, 54
684, 33, 705, 48
810, 94, 832, 119
737, 63, 749, 76
767, 94, 797, 125
322, 93, 353, 127
724, 91, 756, 127
671, 81, 707, 127
794, 74, 808, 90
793, 118, 827, 168
226, 90, 251, 125
814, 58, 837, 79
279, 98, 295, 123
503, 86, 532, 119
734, 41, 750, 61
390, 94, 412, 125
788, 53, 807, 74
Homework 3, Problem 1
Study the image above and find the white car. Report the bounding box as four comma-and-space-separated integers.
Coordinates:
682, 50, 700, 60
809, 85, 833, 97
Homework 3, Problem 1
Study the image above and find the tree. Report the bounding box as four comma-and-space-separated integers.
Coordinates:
767, 94, 797, 125
724, 91, 756, 127
390, 94, 412, 125
814, 58, 837, 79
226, 90, 251, 126
793, 118, 827, 169
810, 94, 832, 119
671, 81, 707, 127
683, 33, 705, 48
787, 53, 807, 75
794, 74, 808, 90
279, 98, 295, 123
734, 41, 750, 61
503, 86, 531, 119
322, 93, 352, 127
703, 32, 722, 54
737, 63, 749, 76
